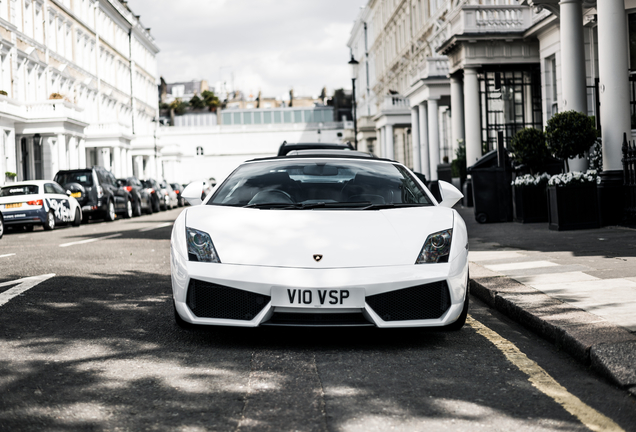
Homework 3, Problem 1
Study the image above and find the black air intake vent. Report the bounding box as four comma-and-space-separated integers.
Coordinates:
264, 312, 372, 326
186, 279, 269, 320
366, 281, 451, 321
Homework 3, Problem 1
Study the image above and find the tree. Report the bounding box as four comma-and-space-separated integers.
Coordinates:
189, 94, 205, 110
201, 90, 220, 112
511, 127, 550, 174
169, 98, 188, 115
545, 111, 597, 172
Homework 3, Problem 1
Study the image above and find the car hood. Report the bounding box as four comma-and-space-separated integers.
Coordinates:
185, 205, 455, 268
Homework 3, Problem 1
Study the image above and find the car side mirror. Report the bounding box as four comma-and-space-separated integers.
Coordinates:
182, 181, 204, 206
437, 180, 464, 208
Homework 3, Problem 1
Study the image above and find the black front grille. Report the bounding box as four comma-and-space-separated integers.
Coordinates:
264, 312, 372, 326
366, 281, 451, 321
186, 279, 269, 320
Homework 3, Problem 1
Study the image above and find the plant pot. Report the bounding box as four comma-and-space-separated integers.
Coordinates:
547, 184, 600, 231
513, 185, 548, 223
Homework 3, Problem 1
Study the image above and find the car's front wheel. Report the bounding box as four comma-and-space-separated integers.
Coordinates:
443, 277, 470, 331
43, 211, 56, 231
0, 216, 4, 239
124, 200, 133, 219
173, 300, 195, 329
105, 200, 116, 222
133, 199, 142, 217
72, 208, 81, 227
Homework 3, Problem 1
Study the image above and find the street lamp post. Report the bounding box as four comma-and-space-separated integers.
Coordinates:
348, 54, 359, 150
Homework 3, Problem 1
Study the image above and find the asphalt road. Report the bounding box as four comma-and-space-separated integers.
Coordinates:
0, 208, 635, 432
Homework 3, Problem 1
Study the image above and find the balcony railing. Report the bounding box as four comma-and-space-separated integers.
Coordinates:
380, 95, 410, 112
433, 4, 533, 51
419, 57, 449, 80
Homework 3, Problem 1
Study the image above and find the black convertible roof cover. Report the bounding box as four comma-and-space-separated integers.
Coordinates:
277, 142, 354, 156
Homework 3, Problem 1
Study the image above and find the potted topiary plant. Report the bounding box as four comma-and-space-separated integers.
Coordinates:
545, 111, 600, 230
510, 127, 551, 223
5, 171, 17, 183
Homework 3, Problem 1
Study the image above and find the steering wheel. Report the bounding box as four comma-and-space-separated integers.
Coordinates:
248, 189, 295, 205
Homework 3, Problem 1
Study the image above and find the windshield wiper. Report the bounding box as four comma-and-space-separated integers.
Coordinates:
359, 203, 425, 210
243, 202, 300, 209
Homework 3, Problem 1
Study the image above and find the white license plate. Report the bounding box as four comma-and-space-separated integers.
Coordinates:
271, 287, 365, 308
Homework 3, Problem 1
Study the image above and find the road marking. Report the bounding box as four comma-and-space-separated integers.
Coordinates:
485, 260, 559, 272
468, 251, 526, 261
59, 233, 122, 248
0, 253, 16, 258
139, 222, 173, 232
467, 316, 624, 432
0, 274, 55, 307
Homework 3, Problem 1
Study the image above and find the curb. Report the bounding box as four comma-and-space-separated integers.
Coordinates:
469, 261, 636, 394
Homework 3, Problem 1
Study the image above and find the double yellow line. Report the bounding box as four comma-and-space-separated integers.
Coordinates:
467, 316, 624, 432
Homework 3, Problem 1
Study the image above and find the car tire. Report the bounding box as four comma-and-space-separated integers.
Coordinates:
153, 197, 161, 213
0, 216, 4, 239
173, 300, 195, 330
133, 199, 142, 217
105, 200, 116, 222
72, 208, 81, 227
476, 213, 488, 224
442, 286, 469, 331
146, 202, 154, 214
43, 211, 56, 231
124, 200, 133, 219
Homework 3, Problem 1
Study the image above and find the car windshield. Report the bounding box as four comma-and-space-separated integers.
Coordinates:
0, 185, 39, 196
209, 159, 433, 209
55, 171, 93, 187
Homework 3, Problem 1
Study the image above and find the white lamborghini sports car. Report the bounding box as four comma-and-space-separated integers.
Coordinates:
170, 153, 469, 329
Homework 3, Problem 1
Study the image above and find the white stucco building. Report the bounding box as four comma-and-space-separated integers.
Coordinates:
348, 0, 633, 183
0, 0, 159, 187
158, 107, 349, 185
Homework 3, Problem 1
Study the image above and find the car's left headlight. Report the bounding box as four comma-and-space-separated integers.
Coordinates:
186, 227, 220, 263
415, 229, 452, 264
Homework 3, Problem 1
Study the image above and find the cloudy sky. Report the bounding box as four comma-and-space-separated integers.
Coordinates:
127, 0, 364, 99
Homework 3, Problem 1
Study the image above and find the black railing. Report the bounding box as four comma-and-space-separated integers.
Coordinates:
623, 133, 636, 224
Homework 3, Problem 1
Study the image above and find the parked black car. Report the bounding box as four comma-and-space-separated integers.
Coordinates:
117, 177, 153, 216
54, 166, 133, 222
141, 179, 163, 212
170, 183, 185, 207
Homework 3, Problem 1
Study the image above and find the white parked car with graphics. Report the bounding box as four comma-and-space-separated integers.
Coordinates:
0, 180, 82, 231
170, 153, 469, 329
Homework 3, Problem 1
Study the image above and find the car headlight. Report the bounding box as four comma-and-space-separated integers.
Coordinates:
186, 227, 220, 263
415, 229, 452, 264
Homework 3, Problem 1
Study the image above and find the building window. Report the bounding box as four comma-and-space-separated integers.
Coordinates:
196, 146, 204, 156
273, 111, 282, 123
294, 110, 303, 123
479, 67, 543, 153
254, 112, 262, 124
233, 112, 241, 125
545, 55, 558, 120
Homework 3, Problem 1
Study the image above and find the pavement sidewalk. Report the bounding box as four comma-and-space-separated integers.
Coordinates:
457, 206, 636, 396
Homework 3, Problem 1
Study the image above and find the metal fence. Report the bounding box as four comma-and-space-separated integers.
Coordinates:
623, 133, 636, 224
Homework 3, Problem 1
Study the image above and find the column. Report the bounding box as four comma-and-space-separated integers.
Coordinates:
596, 0, 631, 225
410, 106, 421, 172
134, 155, 143, 178
376, 128, 383, 158
57, 134, 66, 171
464, 68, 481, 167
418, 102, 430, 180
78, 139, 86, 168
384, 124, 394, 160
450, 74, 465, 157
560, 0, 588, 171
427, 98, 440, 180
597, 0, 631, 172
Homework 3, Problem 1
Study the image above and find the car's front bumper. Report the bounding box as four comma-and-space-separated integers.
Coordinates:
171, 249, 469, 328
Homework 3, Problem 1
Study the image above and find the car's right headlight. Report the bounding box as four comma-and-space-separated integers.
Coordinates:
415, 229, 452, 264
186, 227, 220, 263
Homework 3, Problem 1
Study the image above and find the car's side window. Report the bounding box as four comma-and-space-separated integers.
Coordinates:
52, 183, 66, 195
44, 183, 57, 194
